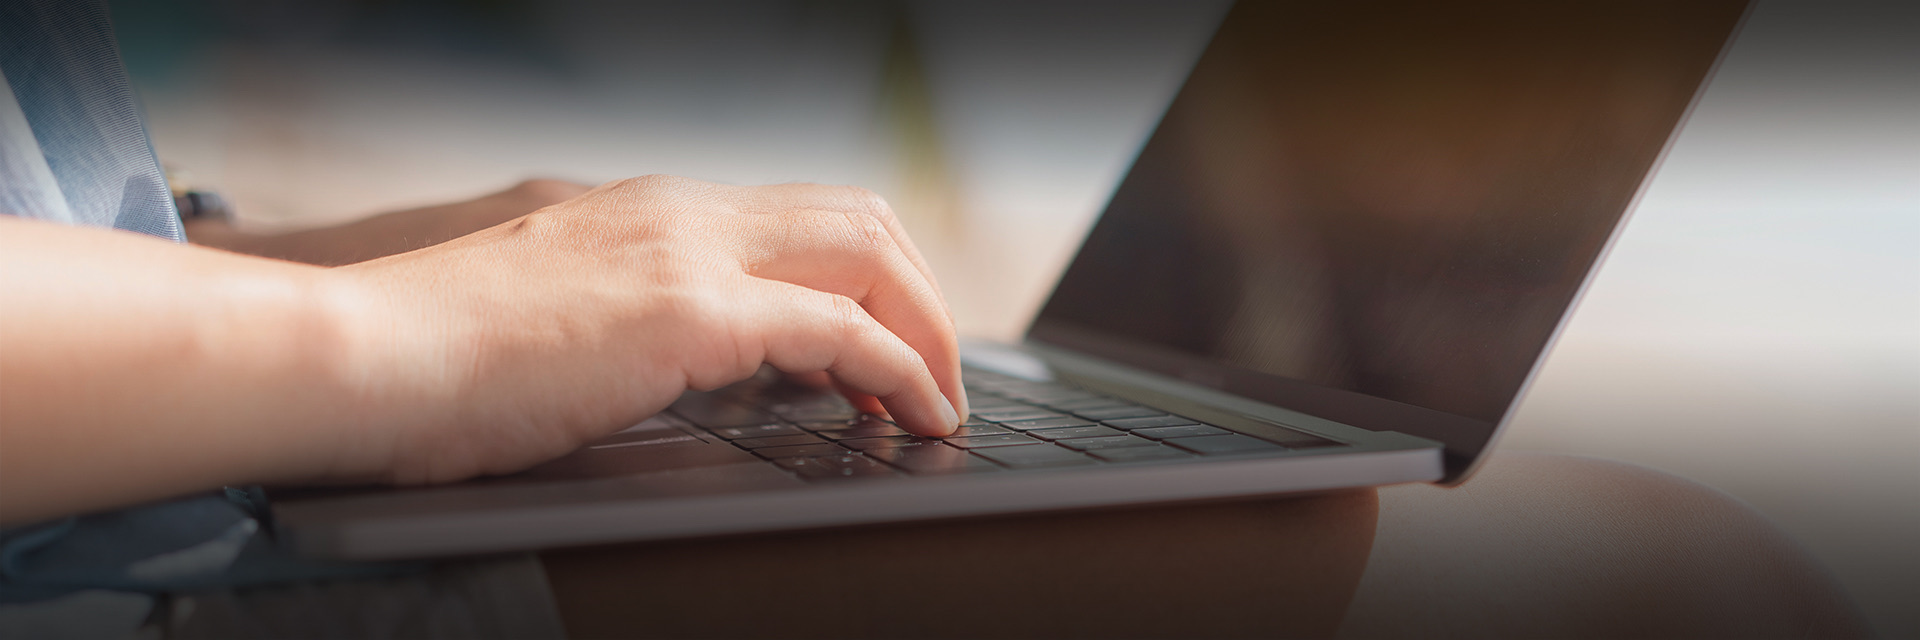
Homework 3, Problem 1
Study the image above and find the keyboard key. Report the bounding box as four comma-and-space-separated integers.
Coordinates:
734, 434, 827, 449
839, 435, 942, 451
777, 454, 896, 481
1167, 434, 1285, 456
972, 408, 1064, 423
771, 455, 841, 471
1045, 398, 1132, 412
996, 380, 1073, 392
708, 423, 805, 440
966, 397, 1027, 410
752, 443, 849, 459
947, 424, 1012, 437
960, 368, 1015, 381
1055, 435, 1157, 451
1259, 428, 1345, 449
973, 445, 1098, 469
766, 396, 851, 412
1004, 390, 1099, 404
815, 425, 910, 440
1132, 425, 1230, 440
998, 417, 1097, 431
985, 379, 1064, 390
780, 405, 861, 422
765, 393, 849, 408
1102, 415, 1200, 430
671, 402, 776, 428
800, 416, 893, 432
867, 445, 1001, 475
1087, 445, 1194, 463
1072, 406, 1166, 421
1027, 426, 1126, 441
943, 434, 1040, 449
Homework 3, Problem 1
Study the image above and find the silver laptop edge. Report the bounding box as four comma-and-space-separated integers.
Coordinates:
291, 446, 1437, 560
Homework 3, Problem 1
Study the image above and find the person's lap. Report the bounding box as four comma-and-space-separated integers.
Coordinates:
543, 452, 1868, 639
1343, 451, 1868, 639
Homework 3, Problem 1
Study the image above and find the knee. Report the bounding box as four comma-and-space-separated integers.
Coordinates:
1346, 453, 1868, 639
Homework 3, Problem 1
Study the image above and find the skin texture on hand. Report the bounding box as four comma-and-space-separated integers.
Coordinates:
0, 175, 965, 522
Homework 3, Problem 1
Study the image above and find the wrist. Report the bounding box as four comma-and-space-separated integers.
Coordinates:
304, 264, 473, 484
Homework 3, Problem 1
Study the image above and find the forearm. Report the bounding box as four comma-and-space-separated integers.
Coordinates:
0, 217, 384, 524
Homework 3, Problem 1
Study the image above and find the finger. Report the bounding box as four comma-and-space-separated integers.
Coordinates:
735, 208, 967, 421
748, 184, 967, 417
733, 278, 959, 436
731, 183, 948, 306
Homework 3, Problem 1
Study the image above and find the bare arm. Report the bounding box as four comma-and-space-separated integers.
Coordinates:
0, 176, 965, 525
0, 217, 362, 522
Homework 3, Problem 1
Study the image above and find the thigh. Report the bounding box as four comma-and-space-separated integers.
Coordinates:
544, 489, 1380, 639
1342, 452, 1869, 639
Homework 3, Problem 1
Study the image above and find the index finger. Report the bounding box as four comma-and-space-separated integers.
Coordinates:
734, 207, 966, 422
728, 185, 967, 418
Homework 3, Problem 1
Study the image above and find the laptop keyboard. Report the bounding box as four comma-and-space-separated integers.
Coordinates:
641, 368, 1345, 482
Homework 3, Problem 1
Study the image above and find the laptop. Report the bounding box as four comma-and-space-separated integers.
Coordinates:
271, 0, 1751, 560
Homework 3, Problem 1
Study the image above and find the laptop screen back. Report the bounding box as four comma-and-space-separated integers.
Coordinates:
1028, 0, 1746, 477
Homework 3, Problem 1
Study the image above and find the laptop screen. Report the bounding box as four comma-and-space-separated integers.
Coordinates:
1028, 0, 1746, 475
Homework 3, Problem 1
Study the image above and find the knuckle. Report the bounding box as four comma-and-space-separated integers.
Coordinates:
822, 294, 873, 337
837, 209, 895, 254
844, 187, 896, 221
505, 208, 561, 237
616, 175, 730, 219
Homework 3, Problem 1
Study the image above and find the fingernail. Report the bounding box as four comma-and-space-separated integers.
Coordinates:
956, 389, 971, 423
936, 396, 961, 430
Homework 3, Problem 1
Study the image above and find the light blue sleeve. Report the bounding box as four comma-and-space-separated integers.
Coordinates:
0, 0, 182, 242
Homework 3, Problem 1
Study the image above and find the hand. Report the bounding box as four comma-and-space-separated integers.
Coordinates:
324, 175, 967, 485
187, 179, 593, 265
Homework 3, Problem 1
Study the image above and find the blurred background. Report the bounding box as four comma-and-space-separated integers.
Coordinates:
111, 0, 1915, 635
